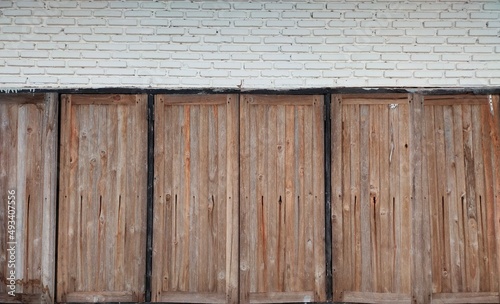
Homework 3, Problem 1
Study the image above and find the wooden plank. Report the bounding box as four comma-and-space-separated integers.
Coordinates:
0, 93, 45, 104
249, 291, 315, 303
161, 292, 226, 304
389, 102, 401, 293
284, 104, 295, 292
246, 94, 315, 106
341, 94, 409, 105
369, 105, 380, 292
0, 293, 45, 304
312, 96, 326, 301
410, 94, 432, 303
350, 103, 362, 292
331, 95, 343, 301
256, 103, 266, 293
68, 94, 137, 105
276, 104, 286, 293
266, 104, 278, 293
359, 104, 372, 292
424, 95, 489, 106
239, 95, 251, 304
342, 291, 411, 304
432, 292, 500, 303
65, 291, 135, 302
226, 94, 239, 304
160, 94, 227, 105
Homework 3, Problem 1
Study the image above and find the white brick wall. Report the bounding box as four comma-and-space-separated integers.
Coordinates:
0, 0, 499, 90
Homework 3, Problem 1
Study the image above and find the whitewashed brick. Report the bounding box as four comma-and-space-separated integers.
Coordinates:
281, 45, 309, 53
51, 51, 81, 58
23, 68, 44, 75
442, 54, 472, 61
14, 18, 42, 25
409, 12, 439, 19
189, 44, 218, 52
298, 20, 326, 28
27, 76, 58, 84
261, 70, 291, 77
470, 12, 499, 19
0, 76, 27, 83
77, 18, 106, 26
108, 19, 137, 26
426, 63, 456, 70
423, 21, 453, 28
47, 1, 77, 8
0, 1, 13, 8
19, 50, 49, 58
2, 26, 30, 34
220, 28, 250, 36
64, 27, 92, 34
384, 70, 413, 78
171, 19, 199, 27
75, 68, 105, 75
282, 11, 311, 18
37, 60, 65, 67
344, 12, 373, 19
234, 20, 264, 27
231, 53, 260, 61
2, 9, 32, 16
0, 67, 20, 74
250, 11, 280, 19
326, 3, 356, 10
414, 70, 443, 78
410, 54, 440, 61
59, 77, 89, 84
282, 28, 310, 36
94, 28, 123, 35
351, 53, 380, 61
219, 45, 248, 52
201, 2, 230, 9
296, 37, 323, 44
80, 1, 108, 9
445, 71, 474, 78
125, 10, 153, 17
46, 68, 75, 75
171, 53, 200, 60
234, 2, 262, 10
109, 1, 138, 9
233, 36, 261, 44
392, 21, 421, 28
111, 35, 140, 42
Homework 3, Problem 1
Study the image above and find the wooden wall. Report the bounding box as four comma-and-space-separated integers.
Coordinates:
240, 95, 325, 303
0, 94, 58, 303
57, 94, 147, 303
152, 94, 239, 303
1, 92, 499, 304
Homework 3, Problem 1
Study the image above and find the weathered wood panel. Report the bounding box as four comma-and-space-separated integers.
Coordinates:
332, 94, 412, 301
152, 95, 239, 303
424, 95, 500, 301
57, 94, 147, 302
240, 95, 325, 303
0, 94, 58, 304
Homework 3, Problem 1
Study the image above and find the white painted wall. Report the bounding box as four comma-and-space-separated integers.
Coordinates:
0, 0, 499, 90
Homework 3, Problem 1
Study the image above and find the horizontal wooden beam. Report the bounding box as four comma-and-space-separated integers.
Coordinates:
249, 291, 315, 303
65, 291, 135, 302
0, 93, 45, 104
342, 291, 411, 304
64, 94, 139, 105
340, 93, 409, 105
432, 292, 500, 303
160, 292, 226, 303
423, 94, 489, 105
0, 293, 44, 304
243, 94, 321, 106
157, 94, 230, 105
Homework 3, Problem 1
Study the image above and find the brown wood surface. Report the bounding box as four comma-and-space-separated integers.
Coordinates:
342, 291, 412, 303
332, 95, 412, 300
57, 94, 147, 303
0, 93, 58, 303
152, 94, 239, 303
424, 95, 500, 297
240, 95, 325, 303
432, 292, 500, 303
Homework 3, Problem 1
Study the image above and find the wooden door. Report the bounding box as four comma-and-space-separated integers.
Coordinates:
239, 95, 326, 303
423, 95, 500, 303
152, 95, 239, 303
331, 94, 412, 303
0, 94, 58, 303
57, 94, 147, 303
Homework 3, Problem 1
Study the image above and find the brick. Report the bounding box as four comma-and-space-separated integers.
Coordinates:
251, 29, 281, 36
185, 61, 211, 69
326, 3, 356, 10
298, 20, 326, 28
211, 78, 242, 88
358, 3, 388, 10
442, 54, 472, 61
375, 29, 405, 36
296, 37, 323, 44
282, 12, 311, 18
290, 70, 323, 78
0, 76, 26, 83
0, 17, 11, 24
392, 21, 421, 28
264, 3, 294, 10
447, 37, 477, 44
201, 2, 230, 9
0, 1, 13, 8
313, 29, 342, 36
231, 53, 260, 61
440, 12, 468, 19
37, 60, 65, 67
126, 60, 158, 68
343, 29, 374, 36
64, 27, 92, 34
410, 54, 440, 61
234, 20, 264, 27
6, 59, 34, 66
94, 10, 122, 17
416, 37, 446, 44
274, 62, 303, 70
220, 28, 250, 36
46, 1, 77, 8
36, 43, 66, 49
125, 27, 155, 35
181, 78, 211, 87
141, 1, 166, 9
414, 70, 443, 78
384, 70, 413, 78
264, 37, 293, 44
62, 10, 92, 17
0, 67, 20, 74
46, 67, 75, 75
420, 3, 448, 10
409, 12, 439, 19
305, 62, 334, 70
98, 60, 127, 68
129, 43, 157, 51
169, 69, 197, 77
361, 20, 390, 28
111, 35, 140, 42
275, 79, 304, 88
344, 12, 373, 19
202, 20, 230, 27
137, 69, 165, 76
444, 71, 474, 78
186, 11, 214, 18
67, 60, 98, 68
471, 54, 500, 61
158, 44, 188, 51
230, 69, 260, 77
354, 70, 384, 77
234, 2, 262, 10
324, 37, 355, 44
2, 9, 32, 16
261, 70, 290, 77
218, 11, 247, 19
125, 10, 153, 17
262, 53, 292, 61
426, 63, 456, 70
470, 12, 499, 19
19, 50, 49, 58
366, 62, 396, 70
77, 19, 106, 26
59, 77, 89, 84
142, 52, 171, 59
155, 11, 184, 18
244, 62, 273, 70
469, 29, 499, 36
458, 79, 488, 86
105, 68, 134, 76
109, 1, 138, 9
156, 28, 184, 35
170, 1, 199, 9
94, 28, 123, 35
351, 53, 380, 61
51, 51, 81, 58
477, 37, 500, 44
4, 42, 34, 49
291, 53, 321, 61
282, 28, 310, 36
375, 12, 406, 19
80, 1, 108, 9
456, 21, 487, 28
250, 11, 280, 19
14, 17, 42, 25
1, 26, 30, 34
343, 45, 372, 53
171, 19, 199, 27
159, 61, 182, 68
108, 19, 137, 26
233, 36, 261, 44
33, 10, 62, 17
386, 36, 415, 44
219, 45, 248, 52
23, 68, 45, 75
189, 43, 218, 52
312, 12, 341, 19
89, 77, 121, 85
82, 35, 111, 42
171, 53, 200, 60
74, 68, 106, 75
405, 29, 437, 36
280, 45, 309, 53
28, 76, 58, 84
171, 36, 201, 43
311, 45, 341, 53
200, 70, 229, 77
423, 21, 453, 28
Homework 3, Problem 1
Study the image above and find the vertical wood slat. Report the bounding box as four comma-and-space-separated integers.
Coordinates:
0, 94, 58, 303
152, 95, 238, 303
240, 95, 325, 303
332, 94, 413, 301
57, 94, 147, 303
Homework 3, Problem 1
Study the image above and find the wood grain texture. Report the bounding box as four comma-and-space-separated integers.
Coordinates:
0, 93, 58, 303
240, 95, 325, 303
424, 95, 500, 298
57, 94, 147, 303
432, 292, 500, 303
152, 94, 239, 303
342, 291, 412, 303
332, 95, 412, 300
